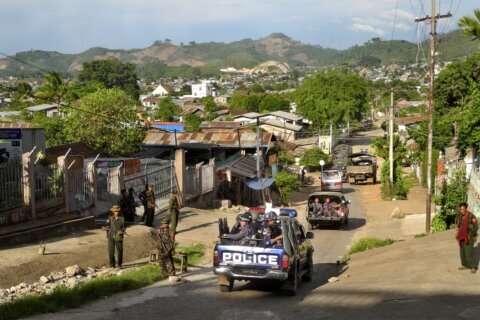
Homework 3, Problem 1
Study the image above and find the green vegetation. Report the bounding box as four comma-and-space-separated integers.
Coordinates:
176, 243, 206, 266
432, 170, 469, 233
458, 9, 480, 40
36, 71, 67, 104
347, 237, 395, 255
64, 88, 146, 156
1, 29, 477, 78
299, 147, 329, 167
294, 69, 370, 129
154, 97, 182, 121
183, 114, 202, 132
274, 171, 301, 204
371, 135, 409, 200
229, 92, 290, 113
78, 58, 140, 99
0, 265, 164, 320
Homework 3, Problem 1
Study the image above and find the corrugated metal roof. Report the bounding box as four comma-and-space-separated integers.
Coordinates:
234, 112, 261, 119
268, 111, 302, 121
199, 121, 241, 129
142, 130, 272, 148
262, 119, 303, 131
25, 104, 58, 112
227, 155, 264, 179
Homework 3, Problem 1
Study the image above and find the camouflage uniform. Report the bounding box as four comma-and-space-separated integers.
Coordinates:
154, 225, 176, 277
169, 194, 180, 234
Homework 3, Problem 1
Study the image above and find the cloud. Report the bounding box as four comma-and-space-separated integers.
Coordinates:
350, 23, 385, 36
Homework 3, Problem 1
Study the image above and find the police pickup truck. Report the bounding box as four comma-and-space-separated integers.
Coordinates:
213, 216, 314, 296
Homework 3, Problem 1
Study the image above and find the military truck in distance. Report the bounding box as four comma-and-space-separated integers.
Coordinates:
346, 153, 377, 184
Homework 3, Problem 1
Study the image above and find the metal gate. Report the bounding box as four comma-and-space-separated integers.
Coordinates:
95, 167, 121, 216
68, 167, 94, 213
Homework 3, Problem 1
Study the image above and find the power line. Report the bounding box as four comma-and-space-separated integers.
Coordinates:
0, 51, 59, 77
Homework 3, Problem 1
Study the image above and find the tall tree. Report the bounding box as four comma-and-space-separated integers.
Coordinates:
155, 97, 181, 121
458, 9, 480, 40
78, 58, 140, 99
65, 88, 146, 156
294, 70, 370, 128
36, 71, 67, 104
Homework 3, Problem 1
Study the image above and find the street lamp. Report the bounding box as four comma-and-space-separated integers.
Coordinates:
319, 159, 325, 175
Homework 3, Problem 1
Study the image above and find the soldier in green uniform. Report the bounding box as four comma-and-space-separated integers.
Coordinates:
103, 205, 126, 269
153, 218, 176, 277
127, 187, 136, 222
140, 184, 157, 227
456, 203, 478, 273
168, 190, 180, 239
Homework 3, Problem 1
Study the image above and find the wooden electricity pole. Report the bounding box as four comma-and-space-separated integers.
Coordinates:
415, 1, 451, 233
389, 88, 394, 184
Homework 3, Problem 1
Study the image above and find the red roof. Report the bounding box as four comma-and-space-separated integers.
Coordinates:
396, 115, 428, 125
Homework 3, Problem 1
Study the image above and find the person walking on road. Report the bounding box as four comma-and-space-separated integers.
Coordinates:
103, 205, 126, 270
456, 203, 478, 273
169, 190, 180, 239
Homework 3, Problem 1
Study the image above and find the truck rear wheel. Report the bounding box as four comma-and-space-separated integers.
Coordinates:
283, 264, 298, 296
302, 253, 313, 282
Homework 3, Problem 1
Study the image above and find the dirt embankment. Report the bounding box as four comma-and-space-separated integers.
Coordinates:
0, 226, 155, 289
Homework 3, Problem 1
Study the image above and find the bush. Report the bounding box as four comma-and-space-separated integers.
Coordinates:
380, 161, 407, 200
347, 237, 395, 255
431, 214, 448, 233
433, 169, 469, 231
299, 147, 329, 167
274, 171, 301, 203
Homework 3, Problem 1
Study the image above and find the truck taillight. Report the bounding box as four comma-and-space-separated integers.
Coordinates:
213, 250, 218, 266
282, 254, 289, 269
334, 182, 342, 186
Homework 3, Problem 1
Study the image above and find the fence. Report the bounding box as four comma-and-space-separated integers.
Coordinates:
96, 168, 122, 216
0, 160, 23, 212
34, 163, 64, 210
68, 167, 94, 213
124, 160, 175, 212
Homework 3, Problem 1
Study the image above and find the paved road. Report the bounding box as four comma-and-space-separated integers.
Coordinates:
53, 186, 365, 320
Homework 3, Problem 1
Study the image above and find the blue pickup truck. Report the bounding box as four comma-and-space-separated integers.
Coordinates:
213, 216, 314, 295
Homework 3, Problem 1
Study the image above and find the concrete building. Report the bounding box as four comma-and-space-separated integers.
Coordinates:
152, 83, 174, 96
25, 104, 61, 118
191, 80, 218, 98
0, 123, 45, 161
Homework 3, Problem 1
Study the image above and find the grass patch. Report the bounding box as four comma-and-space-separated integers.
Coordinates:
347, 237, 395, 255
175, 243, 206, 266
0, 265, 163, 320
339, 237, 395, 265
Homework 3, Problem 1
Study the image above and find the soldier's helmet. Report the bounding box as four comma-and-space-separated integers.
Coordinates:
264, 212, 277, 221
239, 214, 250, 222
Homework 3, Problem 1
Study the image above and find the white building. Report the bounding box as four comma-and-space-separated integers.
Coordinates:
191, 80, 218, 98
152, 83, 174, 96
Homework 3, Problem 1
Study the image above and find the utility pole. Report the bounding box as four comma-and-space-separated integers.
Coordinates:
329, 123, 333, 154
415, 1, 452, 233
389, 88, 394, 184
256, 117, 260, 178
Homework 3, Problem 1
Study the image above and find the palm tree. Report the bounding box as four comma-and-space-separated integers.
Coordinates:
36, 71, 66, 104
458, 9, 480, 40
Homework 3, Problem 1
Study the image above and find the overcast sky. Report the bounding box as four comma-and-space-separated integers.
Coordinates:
0, 0, 476, 54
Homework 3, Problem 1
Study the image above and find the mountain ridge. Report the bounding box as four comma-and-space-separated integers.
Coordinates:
0, 30, 478, 78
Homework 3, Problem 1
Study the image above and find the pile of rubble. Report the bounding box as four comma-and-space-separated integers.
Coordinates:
0, 265, 122, 304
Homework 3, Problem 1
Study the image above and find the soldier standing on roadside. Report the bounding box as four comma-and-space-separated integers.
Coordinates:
127, 187, 136, 222
145, 184, 157, 227
138, 185, 149, 223
154, 218, 176, 277
103, 205, 126, 270
169, 190, 180, 239
456, 203, 479, 273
